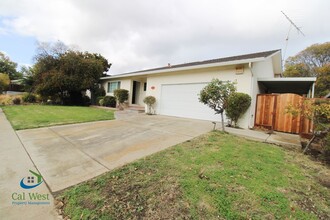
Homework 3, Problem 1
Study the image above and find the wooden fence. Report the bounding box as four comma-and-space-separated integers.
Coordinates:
255, 93, 313, 134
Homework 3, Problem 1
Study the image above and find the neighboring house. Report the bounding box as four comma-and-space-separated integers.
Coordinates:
100, 50, 316, 129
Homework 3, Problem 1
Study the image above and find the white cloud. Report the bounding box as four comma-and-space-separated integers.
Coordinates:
0, 0, 329, 74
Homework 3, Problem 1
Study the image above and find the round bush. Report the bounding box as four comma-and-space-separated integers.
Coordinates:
96, 96, 105, 106
99, 99, 104, 106
113, 89, 129, 104
12, 97, 21, 105
143, 96, 156, 105
103, 96, 116, 107
226, 92, 251, 127
22, 93, 37, 103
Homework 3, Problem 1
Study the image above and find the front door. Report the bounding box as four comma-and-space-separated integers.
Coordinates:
132, 81, 141, 105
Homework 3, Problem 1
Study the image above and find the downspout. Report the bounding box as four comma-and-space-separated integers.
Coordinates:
311, 82, 315, 98
248, 62, 254, 129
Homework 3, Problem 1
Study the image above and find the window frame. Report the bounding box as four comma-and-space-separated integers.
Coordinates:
107, 81, 121, 93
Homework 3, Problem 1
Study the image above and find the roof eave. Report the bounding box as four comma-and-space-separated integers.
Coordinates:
100, 57, 266, 80
258, 77, 317, 82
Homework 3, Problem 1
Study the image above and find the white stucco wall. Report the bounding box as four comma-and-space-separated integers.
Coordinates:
247, 57, 277, 128
252, 58, 274, 78
146, 65, 253, 128
101, 56, 278, 129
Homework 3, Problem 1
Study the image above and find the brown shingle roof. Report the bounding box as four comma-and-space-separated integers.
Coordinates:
113, 49, 281, 76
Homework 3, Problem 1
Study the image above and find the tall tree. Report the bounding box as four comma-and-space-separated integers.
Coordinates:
0, 73, 10, 93
20, 65, 35, 93
33, 42, 111, 105
0, 52, 21, 80
283, 42, 330, 97
199, 79, 236, 131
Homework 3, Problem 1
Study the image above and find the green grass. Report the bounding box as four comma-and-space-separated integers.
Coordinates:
58, 132, 330, 220
2, 105, 115, 130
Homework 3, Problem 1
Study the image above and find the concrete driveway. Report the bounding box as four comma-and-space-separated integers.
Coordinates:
17, 115, 213, 192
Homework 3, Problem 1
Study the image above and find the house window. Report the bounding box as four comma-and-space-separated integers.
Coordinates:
143, 82, 147, 91
107, 81, 121, 93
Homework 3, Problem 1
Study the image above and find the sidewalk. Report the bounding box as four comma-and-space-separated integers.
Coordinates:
223, 126, 301, 149
0, 108, 59, 220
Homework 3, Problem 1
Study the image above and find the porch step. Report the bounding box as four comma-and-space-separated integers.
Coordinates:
126, 106, 145, 113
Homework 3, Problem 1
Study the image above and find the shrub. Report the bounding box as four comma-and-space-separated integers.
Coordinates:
82, 95, 91, 106
94, 86, 106, 97
226, 92, 251, 127
103, 96, 116, 107
22, 93, 37, 103
12, 97, 21, 105
91, 86, 106, 105
99, 99, 104, 106
96, 96, 105, 106
143, 96, 156, 114
0, 94, 13, 105
114, 89, 129, 104
0, 73, 10, 94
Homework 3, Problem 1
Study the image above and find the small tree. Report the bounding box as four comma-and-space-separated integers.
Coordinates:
143, 96, 156, 115
226, 92, 251, 127
0, 73, 10, 94
286, 99, 330, 162
199, 79, 236, 131
114, 89, 129, 110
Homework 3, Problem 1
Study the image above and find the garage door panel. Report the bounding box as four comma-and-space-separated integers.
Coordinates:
160, 83, 221, 121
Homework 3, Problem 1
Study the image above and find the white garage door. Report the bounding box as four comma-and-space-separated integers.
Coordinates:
159, 83, 221, 121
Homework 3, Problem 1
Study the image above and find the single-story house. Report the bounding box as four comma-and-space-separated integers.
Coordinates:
100, 50, 316, 129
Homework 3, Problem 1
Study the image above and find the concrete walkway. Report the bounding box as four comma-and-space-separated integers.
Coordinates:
0, 109, 59, 220
224, 126, 301, 148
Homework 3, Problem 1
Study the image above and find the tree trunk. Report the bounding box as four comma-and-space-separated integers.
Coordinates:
221, 112, 225, 132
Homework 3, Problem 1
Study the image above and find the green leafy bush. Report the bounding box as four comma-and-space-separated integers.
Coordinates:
143, 96, 156, 114
103, 96, 116, 107
22, 93, 37, 103
12, 97, 21, 105
226, 92, 251, 127
114, 89, 129, 104
96, 96, 105, 106
91, 86, 106, 105
99, 99, 104, 106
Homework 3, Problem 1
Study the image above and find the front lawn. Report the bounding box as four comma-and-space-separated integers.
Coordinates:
2, 105, 115, 130
57, 132, 330, 220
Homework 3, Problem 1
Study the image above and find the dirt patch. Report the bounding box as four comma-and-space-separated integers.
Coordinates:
296, 197, 329, 220
100, 174, 190, 219
58, 167, 190, 219
317, 174, 330, 188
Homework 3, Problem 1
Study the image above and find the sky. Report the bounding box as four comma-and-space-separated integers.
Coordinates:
0, 0, 329, 75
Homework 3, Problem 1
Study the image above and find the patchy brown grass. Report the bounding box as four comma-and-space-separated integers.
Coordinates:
57, 132, 330, 220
